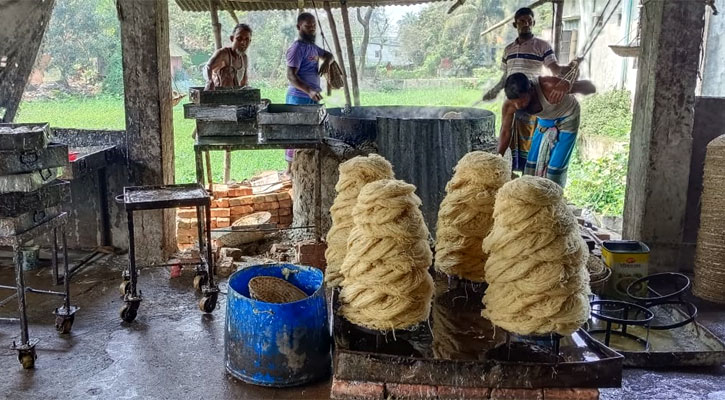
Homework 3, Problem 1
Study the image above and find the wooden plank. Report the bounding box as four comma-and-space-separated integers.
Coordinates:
0, 0, 55, 123
0, 143, 68, 175
324, 1, 352, 108
0, 123, 50, 151
189, 86, 261, 105
340, 1, 361, 106
184, 104, 257, 121
196, 120, 258, 137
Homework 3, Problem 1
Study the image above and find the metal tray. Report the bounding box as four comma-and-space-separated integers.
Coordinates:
585, 302, 725, 367
0, 123, 51, 151
257, 104, 326, 126
0, 168, 59, 193
0, 205, 61, 236
0, 143, 68, 175
121, 183, 210, 211
333, 274, 623, 389
189, 86, 261, 105
0, 180, 70, 218
195, 120, 258, 137
61, 145, 120, 179
184, 104, 257, 122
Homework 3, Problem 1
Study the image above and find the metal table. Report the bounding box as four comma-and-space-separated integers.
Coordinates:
0, 212, 78, 369
116, 183, 218, 323
194, 136, 324, 240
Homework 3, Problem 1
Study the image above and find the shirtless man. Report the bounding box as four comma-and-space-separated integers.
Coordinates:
204, 24, 252, 90
498, 73, 596, 187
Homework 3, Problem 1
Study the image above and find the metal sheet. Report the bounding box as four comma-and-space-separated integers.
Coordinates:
0, 143, 68, 175
0, 180, 70, 217
189, 86, 261, 105
0, 205, 60, 236
257, 104, 325, 126
175, 0, 449, 12
0, 168, 58, 194
0, 123, 50, 151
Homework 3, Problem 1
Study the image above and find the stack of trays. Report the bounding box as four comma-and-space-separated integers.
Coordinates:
184, 87, 261, 138
257, 104, 327, 143
0, 123, 70, 236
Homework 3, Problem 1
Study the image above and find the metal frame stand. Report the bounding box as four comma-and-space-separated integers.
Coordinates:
117, 184, 218, 323
194, 136, 324, 242
0, 212, 78, 369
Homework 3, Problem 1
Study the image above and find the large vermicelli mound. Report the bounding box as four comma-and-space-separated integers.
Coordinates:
339, 179, 434, 331
434, 152, 510, 282
482, 176, 590, 336
324, 154, 394, 287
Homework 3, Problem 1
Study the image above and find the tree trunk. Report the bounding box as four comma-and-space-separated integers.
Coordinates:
357, 7, 373, 80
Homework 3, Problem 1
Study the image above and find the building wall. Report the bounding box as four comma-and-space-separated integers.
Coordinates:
700, 0, 725, 96
561, 0, 639, 92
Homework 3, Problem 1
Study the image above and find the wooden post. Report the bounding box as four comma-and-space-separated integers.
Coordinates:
0, 0, 55, 123
553, 0, 564, 59
118, 0, 176, 261
209, 0, 232, 184
323, 1, 352, 108
340, 0, 361, 106
228, 10, 239, 24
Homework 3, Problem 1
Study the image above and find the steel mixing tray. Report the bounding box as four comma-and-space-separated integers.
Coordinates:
0, 123, 51, 151
0, 180, 70, 218
120, 183, 210, 211
332, 273, 623, 389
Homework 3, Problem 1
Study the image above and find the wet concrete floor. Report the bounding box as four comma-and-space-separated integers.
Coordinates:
0, 251, 724, 400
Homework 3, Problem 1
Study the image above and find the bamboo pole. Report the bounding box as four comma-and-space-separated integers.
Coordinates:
209, 0, 232, 184
323, 1, 352, 108
339, 0, 360, 106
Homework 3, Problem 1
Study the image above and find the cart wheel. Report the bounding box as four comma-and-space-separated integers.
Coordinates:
119, 281, 131, 297
55, 315, 75, 334
193, 273, 208, 292
199, 294, 217, 313
120, 304, 138, 323
18, 350, 36, 369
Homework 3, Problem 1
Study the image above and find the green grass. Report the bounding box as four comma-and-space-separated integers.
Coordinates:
16, 87, 502, 183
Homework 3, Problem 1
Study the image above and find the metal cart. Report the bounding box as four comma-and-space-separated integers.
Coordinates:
116, 183, 217, 323
0, 212, 78, 369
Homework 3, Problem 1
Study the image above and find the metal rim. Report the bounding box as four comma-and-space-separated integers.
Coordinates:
626, 272, 691, 303
590, 300, 654, 325
646, 301, 698, 330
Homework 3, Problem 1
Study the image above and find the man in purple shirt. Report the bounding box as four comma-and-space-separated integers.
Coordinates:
284, 12, 333, 175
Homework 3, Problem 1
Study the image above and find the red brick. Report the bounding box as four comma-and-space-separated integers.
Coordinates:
269, 216, 279, 224
217, 198, 230, 208
229, 196, 254, 206
279, 207, 291, 216
177, 208, 197, 218
211, 208, 230, 217
268, 201, 280, 210
330, 379, 384, 400
543, 388, 599, 400
295, 241, 327, 270
210, 219, 218, 229
276, 191, 291, 201
261, 194, 276, 203
279, 199, 292, 208
212, 184, 229, 198
176, 218, 198, 229
280, 215, 293, 225
217, 217, 231, 228
437, 385, 491, 400
231, 205, 254, 215
266, 209, 280, 216
491, 388, 544, 400
252, 194, 266, 204
386, 383, 437, 399
254, 202, 275, 211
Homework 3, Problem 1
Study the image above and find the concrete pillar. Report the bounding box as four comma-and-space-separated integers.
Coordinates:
623, 2, 705, 272
118, 0, 175, 262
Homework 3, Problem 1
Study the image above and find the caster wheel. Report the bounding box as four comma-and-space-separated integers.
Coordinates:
119, 281, 131, 297
199, 294, 217, 313
18, 351, 36, 369
120, 304, 138, 323
193, 273, 208, 292
55, 315, 75, 334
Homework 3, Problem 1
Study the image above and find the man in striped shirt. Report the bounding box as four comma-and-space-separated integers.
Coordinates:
482, 7, 577, 172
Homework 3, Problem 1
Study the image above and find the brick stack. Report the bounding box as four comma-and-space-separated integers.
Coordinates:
176, 183, 293, 250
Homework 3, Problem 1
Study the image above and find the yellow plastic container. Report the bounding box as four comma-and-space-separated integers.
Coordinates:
601, 240, 650, 300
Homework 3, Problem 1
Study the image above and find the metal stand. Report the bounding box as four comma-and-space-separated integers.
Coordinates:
0, 213, 78, 369
116, 184, 218, 323
193, 136, 324, 242
589, 300, 654, 351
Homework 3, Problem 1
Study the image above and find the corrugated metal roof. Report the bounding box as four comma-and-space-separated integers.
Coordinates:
175, 0, 451, 12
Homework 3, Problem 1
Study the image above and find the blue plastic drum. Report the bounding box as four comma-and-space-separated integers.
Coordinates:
224, 264, 331, 387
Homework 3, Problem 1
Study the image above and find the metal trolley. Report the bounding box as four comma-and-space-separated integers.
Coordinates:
116, 183, 218, 323
0, 213, 78, 369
